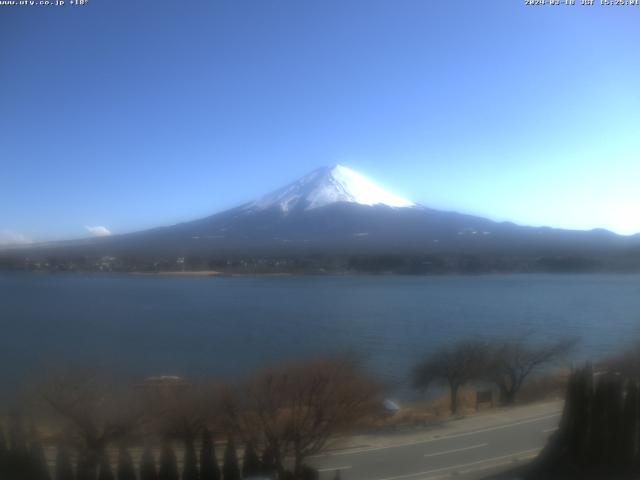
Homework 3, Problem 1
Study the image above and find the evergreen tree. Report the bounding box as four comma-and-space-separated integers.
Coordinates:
241, 442, 261, 478
199, 429, 220, 480
182, 439, 199, 480
97, 452, 114, 480
260, 445, 277, 477
139, 446, 158, 480
222, 438, 240, 480
299, 465, 319, 480
54, 445, 75, 480
76, 451, 98, 480
588, 374, 608, 468
8, 412, 27, 452
117, 447, 136, 480
636, 379, 640, 470
530, 365, 640, 478
566, 366, 592, 466
604, 375, 624, 469
0, 425, 7, 477
158, 442, 179, 480
6, 412, 29, 479
30, 429, 52, 480
622, 380, 639, 468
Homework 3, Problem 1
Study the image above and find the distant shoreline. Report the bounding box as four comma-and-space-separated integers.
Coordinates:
129, 270, 223, 277
3, 269, 640, 279
128, 270, 295, 278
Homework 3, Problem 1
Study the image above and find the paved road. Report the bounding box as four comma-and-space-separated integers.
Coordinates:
310, 401, 562, 480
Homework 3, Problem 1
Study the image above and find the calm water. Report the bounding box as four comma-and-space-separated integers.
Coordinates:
1, 272, 640, 397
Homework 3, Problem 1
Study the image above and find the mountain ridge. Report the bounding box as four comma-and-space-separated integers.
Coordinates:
1, 166, 639, 274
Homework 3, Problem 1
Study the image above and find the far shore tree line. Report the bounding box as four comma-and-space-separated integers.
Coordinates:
2, 251, 635, 275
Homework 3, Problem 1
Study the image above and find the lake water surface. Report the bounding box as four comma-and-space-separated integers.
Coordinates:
1, 272, 640, 397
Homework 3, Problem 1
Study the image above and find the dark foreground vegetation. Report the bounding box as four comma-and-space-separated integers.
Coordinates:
482, 344, 640, 480
529, 344, 640, 479
0, 357, 379, 480
3, 335, 636, 480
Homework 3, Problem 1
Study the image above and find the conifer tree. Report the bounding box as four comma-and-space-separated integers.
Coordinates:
0, 425, 7, 477
182, 439, 199, 480
566, 365, 592, 466
636, 379, 640, 468
622, 380, 639, 468
531, 366, 640, 478
117, 447, 136, 480
158, 442, 179, 480
606, 375, 625, 469
8, 412, 27, 453
140, 446, 158, 480
241, 442, 261, 478
6, 412, 29, 479
300, 465, 319, 480
76, 452, 98, 480
588, 374, 608, 467
30, 429, 52, 480
54, 445, 75, 480
97, 452, 114, 480
199, 429, 220, 480
260, 445, 277, 477
222, 438, 240, 480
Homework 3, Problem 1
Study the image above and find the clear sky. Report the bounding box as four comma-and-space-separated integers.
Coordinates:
1, 0, 639, 244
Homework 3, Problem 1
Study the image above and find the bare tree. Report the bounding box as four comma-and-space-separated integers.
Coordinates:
37, 369, 145, 472
223, 356, 380, 479
485, 336, 576, 405
143, 384, 215, 442
413, 340, 489, 415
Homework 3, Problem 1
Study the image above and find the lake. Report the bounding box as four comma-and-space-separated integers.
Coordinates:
1, 272, 640, 399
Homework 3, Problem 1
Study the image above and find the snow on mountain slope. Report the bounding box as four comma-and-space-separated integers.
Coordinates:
244, 165, 416, 213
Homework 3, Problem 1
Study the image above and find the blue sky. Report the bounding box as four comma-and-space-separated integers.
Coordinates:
1, 1, 639, 243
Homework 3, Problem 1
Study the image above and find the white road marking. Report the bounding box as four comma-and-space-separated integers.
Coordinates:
423, 443, 488, 458
374, 448, 541, 480
451, 450, 541, 478
542, 427, 558, 433
317, 465, 352, 472
312, 412, 560, 458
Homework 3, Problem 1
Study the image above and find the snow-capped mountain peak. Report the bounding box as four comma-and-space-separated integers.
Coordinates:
245, 165, 416, 213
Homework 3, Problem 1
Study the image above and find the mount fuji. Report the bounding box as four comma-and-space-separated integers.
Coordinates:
244, 165, 416, 213
3, 165, 639, 273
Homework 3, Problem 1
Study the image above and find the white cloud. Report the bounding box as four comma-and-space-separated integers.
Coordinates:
0, 230, 33, 246
85, 225, 112, 237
